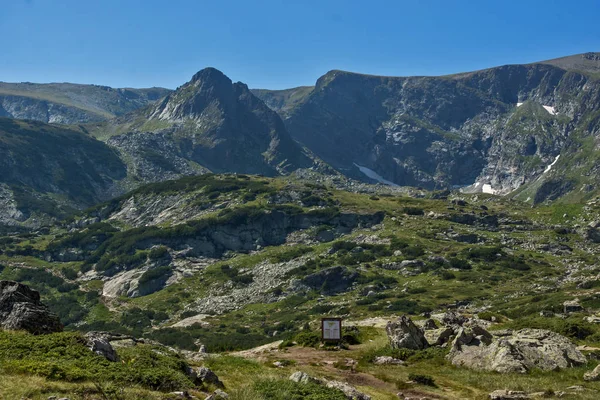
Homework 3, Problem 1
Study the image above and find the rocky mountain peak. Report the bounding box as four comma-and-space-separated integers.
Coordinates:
190, 67, 232, 85
150, 67, 238, 122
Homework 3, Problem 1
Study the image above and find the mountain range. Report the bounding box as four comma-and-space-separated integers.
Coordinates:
1, 52, 600, 226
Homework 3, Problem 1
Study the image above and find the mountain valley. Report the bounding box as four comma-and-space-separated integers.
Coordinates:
2, 53, 600, 399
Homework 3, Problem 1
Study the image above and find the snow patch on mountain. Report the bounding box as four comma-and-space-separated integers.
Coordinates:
544, 155, 560, 173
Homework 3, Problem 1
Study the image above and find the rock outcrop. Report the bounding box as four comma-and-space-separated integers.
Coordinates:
0, 280, 63, 334
448, 328, 586, 373
386, 316, 429, 350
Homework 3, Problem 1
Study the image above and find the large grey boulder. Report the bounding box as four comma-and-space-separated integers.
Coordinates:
448, 328, 586, 373
84, 332, 119, 362
0, 280, 63, 334
386, 316, 428, 350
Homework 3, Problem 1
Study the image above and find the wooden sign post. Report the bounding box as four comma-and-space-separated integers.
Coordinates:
321, 318, 342, 343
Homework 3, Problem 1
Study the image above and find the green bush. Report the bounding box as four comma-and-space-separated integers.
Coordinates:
402, 207, 424, 216
253, 379, 347, 400
0, 331, 194, 390
500, 316, 598, 340
449, 257, 471, 270
295, 331, 321, 348
408, 373, 436, 387
271, 246, 312, 263
138, 265, 172, 284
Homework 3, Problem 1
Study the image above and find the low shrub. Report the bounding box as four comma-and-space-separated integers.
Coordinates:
408, 373, 436, 387
253, 379, 347, 400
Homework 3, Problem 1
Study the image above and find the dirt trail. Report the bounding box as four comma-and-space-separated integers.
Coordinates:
229, 340, 448, 399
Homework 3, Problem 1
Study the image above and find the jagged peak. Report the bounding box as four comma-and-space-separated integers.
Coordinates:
190, 67, 231, 83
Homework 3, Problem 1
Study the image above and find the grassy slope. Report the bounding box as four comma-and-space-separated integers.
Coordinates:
2, 174, 600, 398
0, 82, 172, 120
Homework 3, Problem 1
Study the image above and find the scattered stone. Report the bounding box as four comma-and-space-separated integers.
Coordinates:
584, 364, 600, 381
205, 389, 229, 400
325, 380, 371, 400
373, 356, 405, 365
584, 316, 600, 324
169, 392, 192, 399
399, 260, 425, 269
0, 280, 63, 334
289, 371, 322, 384
290, 372, 370, 399
273, 361, 285, 368
488, 390, 530, 399
386, 316, 429, 350
422, 319, 438, 330
563, 300, 583, 314
449, 328, 586, 373
576, 280, 598, 289
565, 385, 585, 391
440, 311, 468, 326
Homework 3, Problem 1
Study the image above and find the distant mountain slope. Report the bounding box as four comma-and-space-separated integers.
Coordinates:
276, 52, 600, 202
538, 52, 600, 75
251, 86, 314, 118
93, 68, 316, 182
0, 82, 171, 123
0, 118, 126, 227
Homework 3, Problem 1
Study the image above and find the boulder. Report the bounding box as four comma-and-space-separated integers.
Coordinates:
84, 332, 119, 362
424, 327, 454, 346
0, 280, 63, 334
414, 318, 437, 330
289, 371, 321, 384
440, 311, 468, 326
563, 300, 583, 314
325, 380, 371, 400
488, 390, 530, 400
448, 328, 586, 373
386, 316, 428, 350
584, 364, 600, 381
194, 366, 224, 388
373, 356, 404, 365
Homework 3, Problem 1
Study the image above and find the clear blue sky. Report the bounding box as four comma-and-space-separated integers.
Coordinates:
1, 0, 599, 89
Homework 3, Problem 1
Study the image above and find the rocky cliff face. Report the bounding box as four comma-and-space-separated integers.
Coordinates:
0, 82, 171, 124
251, 53, 600, 202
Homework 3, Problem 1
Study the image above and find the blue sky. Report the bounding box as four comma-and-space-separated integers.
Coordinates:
1, 0, 599, 89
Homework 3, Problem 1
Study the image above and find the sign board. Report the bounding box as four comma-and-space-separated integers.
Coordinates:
321, 318, 342, 342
